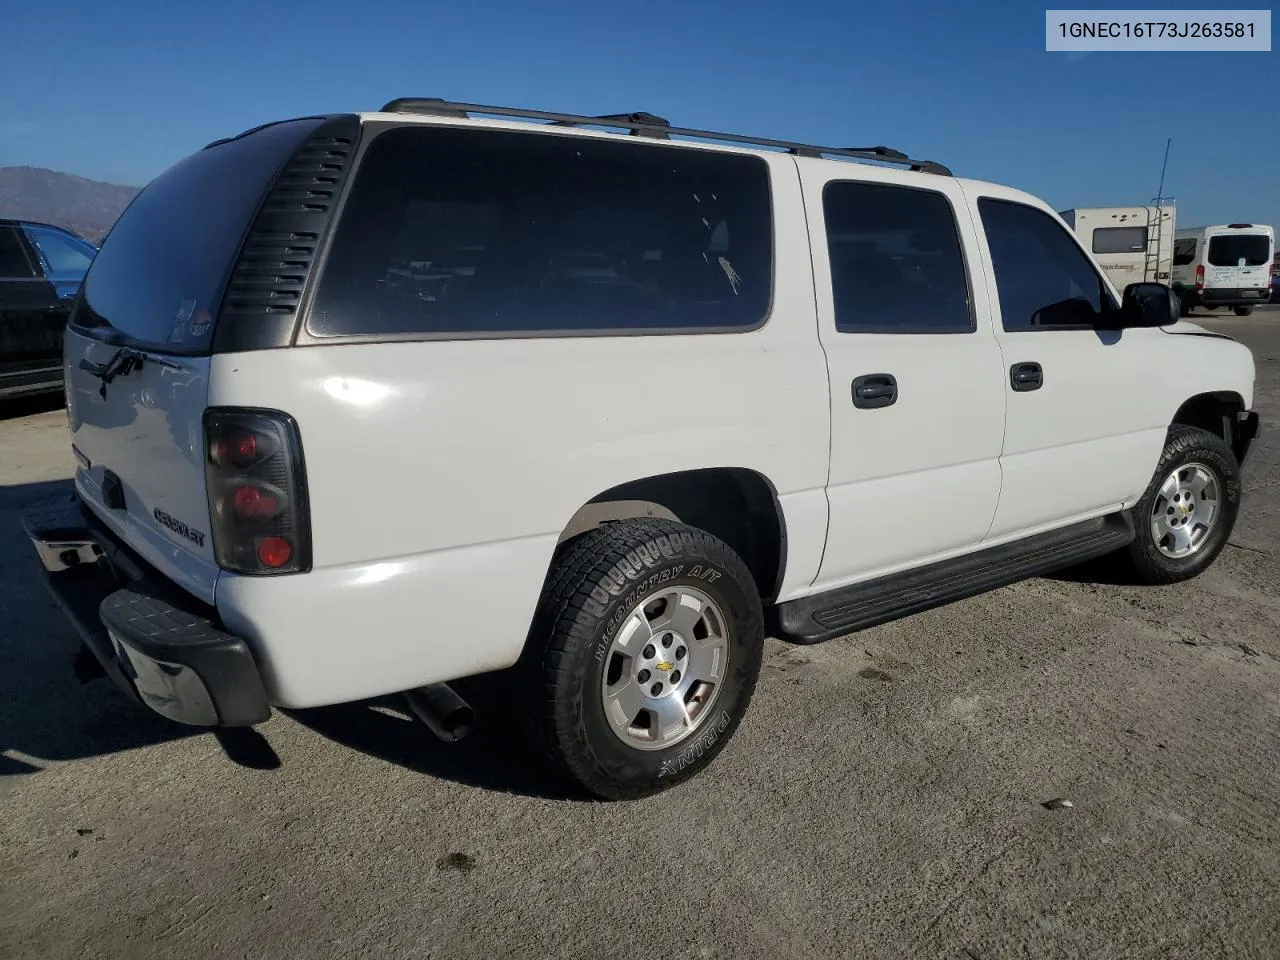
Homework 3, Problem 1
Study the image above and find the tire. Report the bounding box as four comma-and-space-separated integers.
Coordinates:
522, 518, 764, 800
1118, 425, 1242, 585
1234, 305, 1253, 317
1177, 296, 1191, 318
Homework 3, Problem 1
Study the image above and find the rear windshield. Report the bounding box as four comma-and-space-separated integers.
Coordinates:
307, 125, 773, 338
1207, 234, 1271, 267
72, 117, 325, 353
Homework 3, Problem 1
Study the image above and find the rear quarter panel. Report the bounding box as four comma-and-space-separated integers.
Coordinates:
211, 153, 832, 708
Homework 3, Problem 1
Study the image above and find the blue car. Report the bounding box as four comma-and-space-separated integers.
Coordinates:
0, 219, 97, 399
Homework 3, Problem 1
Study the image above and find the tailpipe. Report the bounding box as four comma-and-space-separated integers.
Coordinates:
404, 683, 475, 742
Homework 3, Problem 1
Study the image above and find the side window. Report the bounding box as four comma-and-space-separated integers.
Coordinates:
977, 198, 1115, 331
308, 126, 773, 338
0, 226, 36, 279
822, 181, 972, 334
1173, 238, 1197, 265
23, 225, 95, 281
1091, 225, 1147, 254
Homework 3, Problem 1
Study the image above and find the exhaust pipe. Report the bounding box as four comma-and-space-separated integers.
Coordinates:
404, 683, 475, 742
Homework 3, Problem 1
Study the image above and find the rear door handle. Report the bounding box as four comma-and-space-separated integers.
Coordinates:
1010, 362, 1043, 392
851, 373, 897, 409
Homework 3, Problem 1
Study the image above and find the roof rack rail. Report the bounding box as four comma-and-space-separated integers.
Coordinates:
376, 98, 951, 175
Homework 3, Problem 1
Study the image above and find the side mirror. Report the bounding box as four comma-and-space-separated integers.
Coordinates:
1121, 282, 1178, 327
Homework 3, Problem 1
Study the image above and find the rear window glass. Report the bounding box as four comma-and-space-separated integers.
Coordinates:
822, 181, 972, 334
73, 117, 324, 353
307, 125, 773, 338
1091, 226, 1147, 254
1173, 238, 1197, 265
1207, 234, 1271, 267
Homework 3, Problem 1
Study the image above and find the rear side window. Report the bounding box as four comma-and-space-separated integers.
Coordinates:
1207, 234, 1271, 267
1091, 226, 1147, 254
73, 117, 325, 353
978, 198, 1115, 331
1173, 238, 1197, 265
307, 125, 773, 338
822, 181, 972, 334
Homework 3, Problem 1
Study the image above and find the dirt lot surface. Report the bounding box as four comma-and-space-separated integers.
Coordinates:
3, 309, 1279, 960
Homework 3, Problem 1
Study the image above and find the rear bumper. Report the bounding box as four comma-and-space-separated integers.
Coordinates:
21, 493, 270, 727
1189, 288, 1270, 307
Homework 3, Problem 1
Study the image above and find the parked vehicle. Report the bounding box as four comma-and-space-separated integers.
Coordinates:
22, 100, 1260, 799
0, 219, 97, 399
1172, 223, 1276, 316
1058, 204, 1176, 292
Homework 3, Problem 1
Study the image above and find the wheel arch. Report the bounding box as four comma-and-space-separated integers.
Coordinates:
556, 467, 789, 603
1170, 390, 1255, 464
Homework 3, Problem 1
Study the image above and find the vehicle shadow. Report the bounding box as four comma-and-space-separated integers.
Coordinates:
2, 477, 577, 796
287, 673, 586, 801
0, 478, 205, 777
0, 393, 64, 422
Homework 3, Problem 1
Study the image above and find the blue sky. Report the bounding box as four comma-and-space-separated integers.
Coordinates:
1, 0, 1275, 228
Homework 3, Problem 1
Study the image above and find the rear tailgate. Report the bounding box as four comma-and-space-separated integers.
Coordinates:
63, 116, 331, 604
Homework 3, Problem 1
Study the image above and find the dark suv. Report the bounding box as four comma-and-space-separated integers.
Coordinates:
0, 219, 97, 399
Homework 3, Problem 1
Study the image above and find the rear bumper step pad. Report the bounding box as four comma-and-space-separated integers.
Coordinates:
22, 493, 270, 727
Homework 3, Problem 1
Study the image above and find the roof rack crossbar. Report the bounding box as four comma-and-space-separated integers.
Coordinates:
377, 98, 951, 175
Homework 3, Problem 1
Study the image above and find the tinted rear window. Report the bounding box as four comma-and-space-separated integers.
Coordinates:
307, 125, 773, 338
1207, 234, 1271, 267
73, 117, 324, 353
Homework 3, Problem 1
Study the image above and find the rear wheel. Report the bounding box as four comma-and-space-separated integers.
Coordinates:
1234, 305, 1253, 317
523, 518, 764, 800
1118, 425, 1241, 585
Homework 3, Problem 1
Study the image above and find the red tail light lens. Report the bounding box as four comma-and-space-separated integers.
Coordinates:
1195, 264, 1204, 290
257, 536, 294, 568
204, 409, 310, 575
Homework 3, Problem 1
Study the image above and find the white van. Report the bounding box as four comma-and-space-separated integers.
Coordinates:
1059, 205, 1175, 293
1172, 224, 1276, 316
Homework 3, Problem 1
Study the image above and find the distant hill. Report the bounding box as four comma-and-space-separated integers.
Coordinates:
0, 166, 139, 244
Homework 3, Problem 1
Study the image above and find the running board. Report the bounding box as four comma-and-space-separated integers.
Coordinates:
773, 512, 1135, 645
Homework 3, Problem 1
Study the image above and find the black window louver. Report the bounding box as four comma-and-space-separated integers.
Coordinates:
216, 117, 361, 345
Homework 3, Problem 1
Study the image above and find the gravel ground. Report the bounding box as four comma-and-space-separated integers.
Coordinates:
2, 309, 1279, 960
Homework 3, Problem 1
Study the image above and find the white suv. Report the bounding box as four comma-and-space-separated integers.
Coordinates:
23, 99, 1260, 799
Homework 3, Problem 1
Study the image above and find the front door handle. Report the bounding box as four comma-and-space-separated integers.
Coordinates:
851, 373, 897, 409
1010, 362, 1043, 392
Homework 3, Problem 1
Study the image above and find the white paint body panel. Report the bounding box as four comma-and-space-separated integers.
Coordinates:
62, 112, 1260, 711
209, 152, 833, 707
795, 159, 1006, 591
64, 329, 220, 604
957, 180, 1257, 538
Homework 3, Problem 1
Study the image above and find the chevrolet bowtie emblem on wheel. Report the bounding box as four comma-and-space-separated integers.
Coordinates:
655, 661, 674, 672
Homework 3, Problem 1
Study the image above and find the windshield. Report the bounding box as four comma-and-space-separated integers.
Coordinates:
1207, 234, 1271, 267
71, 117, 324, 354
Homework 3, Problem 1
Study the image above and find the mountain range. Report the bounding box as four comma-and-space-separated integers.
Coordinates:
0, 166, 140, 244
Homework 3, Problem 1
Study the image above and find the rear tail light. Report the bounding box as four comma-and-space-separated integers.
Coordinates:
1195, 265, 1204, 290
204, 409, 311, 575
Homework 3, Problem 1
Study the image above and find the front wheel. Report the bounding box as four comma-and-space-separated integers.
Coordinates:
1234, 305, 1253, 317
1118, 425, 1242, 585
523, 518, 764, 800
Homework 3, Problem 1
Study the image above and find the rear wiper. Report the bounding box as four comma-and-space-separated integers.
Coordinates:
79, 347, 185, 398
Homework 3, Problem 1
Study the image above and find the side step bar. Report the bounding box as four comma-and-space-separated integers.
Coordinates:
773, 512, 1135, 645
